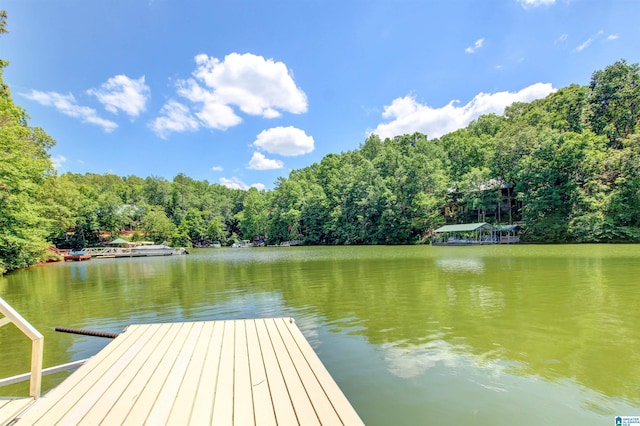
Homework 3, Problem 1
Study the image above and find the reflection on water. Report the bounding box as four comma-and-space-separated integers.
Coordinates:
383, 339, 463, 379
435, 257, 485, 273
1, 245, 640, 424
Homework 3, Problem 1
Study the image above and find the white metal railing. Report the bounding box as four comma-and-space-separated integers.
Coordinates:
0, 296, 43, 398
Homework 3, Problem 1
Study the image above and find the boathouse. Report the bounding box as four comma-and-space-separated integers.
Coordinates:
432, 222, 495, 245
493, 224, 522, 244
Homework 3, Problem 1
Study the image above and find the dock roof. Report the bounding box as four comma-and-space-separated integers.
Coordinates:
434, 222, 494, 233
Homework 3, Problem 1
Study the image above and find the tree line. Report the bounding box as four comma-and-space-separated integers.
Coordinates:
2, 10, 640, 273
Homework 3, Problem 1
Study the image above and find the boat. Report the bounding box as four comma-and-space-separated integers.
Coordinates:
63, 250, 91, 261
83, 242, 187, 258
129, 243, 187, 256
231, 240, 254, 248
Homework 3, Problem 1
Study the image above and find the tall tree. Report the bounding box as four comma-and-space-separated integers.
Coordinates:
0, 11, 57, 272
586, 60, 640, 146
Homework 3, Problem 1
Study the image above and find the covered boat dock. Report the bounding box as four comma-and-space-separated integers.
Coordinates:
432, 222, 521, 245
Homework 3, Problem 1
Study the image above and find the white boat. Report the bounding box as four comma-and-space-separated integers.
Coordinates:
231, 240, 253, 248
130, 243, 186, 256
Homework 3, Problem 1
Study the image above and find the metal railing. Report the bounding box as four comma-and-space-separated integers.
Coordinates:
0, 297, 43, 398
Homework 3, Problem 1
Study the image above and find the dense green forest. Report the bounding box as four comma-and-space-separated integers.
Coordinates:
2, 11, 640, 273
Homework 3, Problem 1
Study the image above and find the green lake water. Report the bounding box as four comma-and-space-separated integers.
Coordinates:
1, 244, 639, 425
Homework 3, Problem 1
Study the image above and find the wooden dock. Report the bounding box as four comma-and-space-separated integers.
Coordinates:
12, 318, 364, 425
1, 398, 33, 426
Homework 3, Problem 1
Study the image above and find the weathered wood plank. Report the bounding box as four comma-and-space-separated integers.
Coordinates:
166, 320, 215, 424
189, 321, 225, 425
0, 398, 33, 426
211, 320, 235, 425
99, 322, 183, 424
233, 320, 254, 425
275, 318, 343, 425
255, 319, 299, 425
42, 328, 152, 424
121, 322, 194, 424
246, 320, 277, 426
78, 322, 171, 423
14, 318, 363, 426
146, 321, 204, 425
284, 319, 365, 426
18, 323, 151, 424
265, 318, 321, 426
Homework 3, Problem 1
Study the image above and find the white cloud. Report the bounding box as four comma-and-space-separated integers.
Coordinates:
253, 126, 314, 156
465, 38, 485, 54
190, 53, 308, 117
248, 152, 284, 170
21, 90, 118, 132
554, 33, 568, 45
517, 0, 556, 8
50, 154, 67, 170
87, 75, 150, 118
575, 30, 604, 52
219, 177, 265, 191
607, 34, 619, 41
211, 165, 224, 172
152, 52, 308, 136
148, 100, 199, 138
176, 79, 241, 130
371, 82, 555, 139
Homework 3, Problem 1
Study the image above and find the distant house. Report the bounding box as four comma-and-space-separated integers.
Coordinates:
442, 180, 521, 225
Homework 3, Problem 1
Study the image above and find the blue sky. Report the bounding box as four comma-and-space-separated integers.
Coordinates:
2, 0, 639, 190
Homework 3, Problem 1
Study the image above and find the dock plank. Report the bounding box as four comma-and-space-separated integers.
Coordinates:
15, 318, 363, 426
100, 322, 183, 424
122, 322, 194, 424
284, 320, 365, 426
79, 322, 170, 423
274, 319, 343, 425
211, 320, 236, 425
234, 320, 254, 425
246, 320, 277, 426
188, 320, 225, 425
0, 398, 33, 426
166, 321, 215, 423
255, 319, 299, 425
146, 321, 205, 425
18, 323, 152, 424
265, 318, 321, 426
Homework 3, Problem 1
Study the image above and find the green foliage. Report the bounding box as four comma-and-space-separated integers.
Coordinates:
141, 206, 176, 243
256, 59, 640, 245
586, 60, 640, 146
171, 220, 192, 247
0, 47, 57, 271
237, 188, 269, 240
